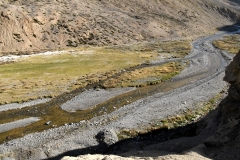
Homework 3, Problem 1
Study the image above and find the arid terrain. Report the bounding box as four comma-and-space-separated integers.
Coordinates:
0, 0, 239, 54
0, 0, 240, 160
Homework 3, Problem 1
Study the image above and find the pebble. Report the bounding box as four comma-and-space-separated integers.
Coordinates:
182, 101, 187, 105
45, 121, 51, 125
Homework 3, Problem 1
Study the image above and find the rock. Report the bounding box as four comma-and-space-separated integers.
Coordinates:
204, 136, 230, 147
45, 121, 51, 125
95, 128, 118, 146
102, 156, 112, 160
182, 101, 187, 105
224, 51, 240, 100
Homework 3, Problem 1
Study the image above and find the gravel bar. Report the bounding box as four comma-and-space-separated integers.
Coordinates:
0, 117, 40, 133
0, 99, 51, 113
61, 88, 136, 112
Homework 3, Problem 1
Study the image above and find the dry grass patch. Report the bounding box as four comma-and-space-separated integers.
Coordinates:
0, 47, 157, 104
0, 40, 190, 104
213, 34, 240, 54
107, 40, 191, 58
102, 62, 183, 88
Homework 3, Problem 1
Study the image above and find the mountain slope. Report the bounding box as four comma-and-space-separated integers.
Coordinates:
0, 0, 239, 54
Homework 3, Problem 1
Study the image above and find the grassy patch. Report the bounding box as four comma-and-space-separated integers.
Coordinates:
117, 129, 139, 140
102, 62, 183, 88
107, 40, 191, 58
0, 40, 190, 104
0, 48, 156, 104
212, 34, 240, 54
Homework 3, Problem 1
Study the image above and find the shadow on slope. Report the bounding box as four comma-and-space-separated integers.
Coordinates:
227, 0, 240, 5
217, 22, 240, 32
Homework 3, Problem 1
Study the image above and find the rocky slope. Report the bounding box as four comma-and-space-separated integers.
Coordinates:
0, 0, 239, 54
202, 51, 240, 159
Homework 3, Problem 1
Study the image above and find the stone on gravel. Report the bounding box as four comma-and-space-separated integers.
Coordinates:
96, 128, 118, 146
45, 121, 51, 125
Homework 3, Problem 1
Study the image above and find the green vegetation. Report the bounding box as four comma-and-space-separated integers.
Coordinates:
0, 40, 191, 104
107, 40, 191, 58
213, 34, 240, 54
102, 62, 183, 88
117, 129, 139, 140
0, 48, 157, 104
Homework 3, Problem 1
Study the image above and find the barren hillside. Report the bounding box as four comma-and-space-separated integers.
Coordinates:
0, 0, 239, 54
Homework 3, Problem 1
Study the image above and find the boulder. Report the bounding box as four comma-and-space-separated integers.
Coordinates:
95, 128, 118, 147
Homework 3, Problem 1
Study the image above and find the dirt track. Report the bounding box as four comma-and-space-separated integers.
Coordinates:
0, 29, 238, 159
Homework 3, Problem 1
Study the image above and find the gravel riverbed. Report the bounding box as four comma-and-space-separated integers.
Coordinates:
0, 99, 51, 113
0, 30, 237, 159
61, 88, 136, 112
0, 117, 40, 134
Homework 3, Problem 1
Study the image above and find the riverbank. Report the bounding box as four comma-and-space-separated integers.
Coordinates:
0, 30, 235, 159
